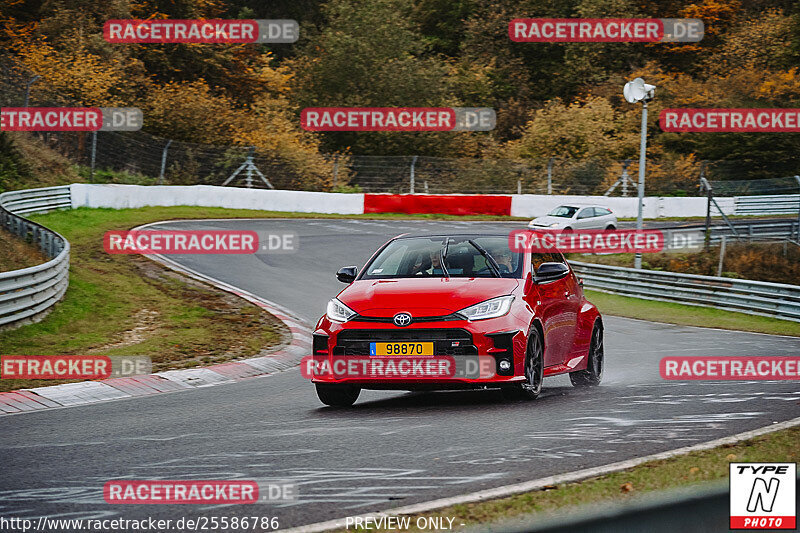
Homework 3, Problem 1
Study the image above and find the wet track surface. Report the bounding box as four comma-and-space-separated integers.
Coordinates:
1, 219, 798, 529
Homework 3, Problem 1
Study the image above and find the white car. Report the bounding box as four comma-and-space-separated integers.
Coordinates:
528, 205, 617, 231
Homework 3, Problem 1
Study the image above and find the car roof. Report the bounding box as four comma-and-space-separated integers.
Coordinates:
555, 204, 608, 209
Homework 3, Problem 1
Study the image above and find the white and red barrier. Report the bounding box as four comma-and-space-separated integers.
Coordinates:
70, 184, 734, 218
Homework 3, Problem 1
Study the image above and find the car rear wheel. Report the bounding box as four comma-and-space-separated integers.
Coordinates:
501, 327, 543, 401
570, 320, 603, 387
315, 383, 361, 407
605, 225, 616, 231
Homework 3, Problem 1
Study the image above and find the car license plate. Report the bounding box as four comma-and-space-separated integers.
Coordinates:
370, 342, 433, 356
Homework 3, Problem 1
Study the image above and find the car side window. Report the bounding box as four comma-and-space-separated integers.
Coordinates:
577, 208, 594, 219
596, 207, 611, 216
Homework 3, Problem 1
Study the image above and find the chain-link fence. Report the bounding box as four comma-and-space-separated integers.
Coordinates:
706, 175, 800, 196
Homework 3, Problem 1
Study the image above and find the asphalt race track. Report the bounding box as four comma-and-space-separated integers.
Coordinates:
2, 219, 799, 529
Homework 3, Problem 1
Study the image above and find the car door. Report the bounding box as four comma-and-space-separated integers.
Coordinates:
557, 254, 582, 361
574, 207, 597, 229
531, 253, 572, 367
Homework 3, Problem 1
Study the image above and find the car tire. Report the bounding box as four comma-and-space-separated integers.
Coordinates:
562, 227, 573, 233
570, 320, 603, 387
315, 383, 361, 407
605, 225, 616, 231
501, 327, 543, 401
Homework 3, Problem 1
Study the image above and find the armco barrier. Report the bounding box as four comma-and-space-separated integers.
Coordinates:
571, 260, 800, 322
734, 193, 800, 215
0, 186, 71, 329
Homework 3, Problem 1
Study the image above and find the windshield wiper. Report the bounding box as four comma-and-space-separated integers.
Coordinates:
468, 240, 501, 277
440, 237, 450, 279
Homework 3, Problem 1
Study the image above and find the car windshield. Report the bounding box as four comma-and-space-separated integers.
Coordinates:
361, 236, 523, 279
548, 206, 579, 218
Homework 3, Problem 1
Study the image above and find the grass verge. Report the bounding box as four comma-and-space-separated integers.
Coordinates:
585, 289, 800, 336
336, 425, 800, 532
0, 207, 291, 392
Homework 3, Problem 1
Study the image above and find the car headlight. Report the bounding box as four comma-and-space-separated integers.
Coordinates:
457, 295, 515, 321
326, 298, 356, 323
548, 222, 561, 228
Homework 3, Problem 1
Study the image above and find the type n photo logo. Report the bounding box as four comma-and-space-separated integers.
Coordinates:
730, 463, 796, 529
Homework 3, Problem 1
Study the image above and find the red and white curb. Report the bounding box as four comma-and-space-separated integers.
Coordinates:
0, 236, 312, 416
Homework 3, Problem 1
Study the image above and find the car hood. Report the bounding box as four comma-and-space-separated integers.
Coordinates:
339, 277, 519, 317
531, 215, 569, 226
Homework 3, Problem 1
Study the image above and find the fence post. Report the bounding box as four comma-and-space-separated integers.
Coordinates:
622, 159, 630, 196
717, 235, 726, 277
703, 177, 712, 252
410, 155, 418, 194
90, 131, 97, 183
333, 154, 339, 189
794, 175, 800, 236
547, 157, 553, 194
517, 178, 522, 195
424, 181, 429, 194
158, 139, 172, 185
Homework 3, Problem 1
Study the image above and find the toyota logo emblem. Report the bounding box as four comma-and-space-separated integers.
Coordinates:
393, 312, 412, 327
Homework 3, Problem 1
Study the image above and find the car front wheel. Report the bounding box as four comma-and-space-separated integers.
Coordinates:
501, 327, 543, 401
315, 383, 361, 407
570, 320, 603, 386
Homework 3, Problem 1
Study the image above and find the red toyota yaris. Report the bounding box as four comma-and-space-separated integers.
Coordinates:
311, 234, 603, 406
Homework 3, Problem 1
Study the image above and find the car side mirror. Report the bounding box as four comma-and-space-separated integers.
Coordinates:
336, 266, 358, 283
535, 262, 569, 283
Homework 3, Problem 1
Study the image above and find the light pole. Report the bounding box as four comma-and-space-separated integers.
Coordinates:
24, 75, 40, 107
623, 77, 655, 269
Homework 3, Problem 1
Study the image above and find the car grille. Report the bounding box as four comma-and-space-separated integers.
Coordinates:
333, 329, 477, 356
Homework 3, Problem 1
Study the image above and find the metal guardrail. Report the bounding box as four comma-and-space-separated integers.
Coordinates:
0, 186, 71, 328
571, 260, 800, 322
704, 219, 800, 245
735, 193, 800, 216
657, 218, 800, 245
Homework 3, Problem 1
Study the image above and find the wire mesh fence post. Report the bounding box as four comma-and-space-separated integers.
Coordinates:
794, 175, 800, 234
333, 154, 339, 189
717, 235, 726, 276
90, 131, 97, 183
704, 178, 712, 251
517, 178, 521, 195
158, 140, 172, 185
547, 157, 553, 195
409, 155, 418, 194
622, 159, 630, 196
